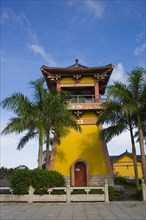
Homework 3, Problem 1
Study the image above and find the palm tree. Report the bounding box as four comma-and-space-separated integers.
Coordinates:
41, 89, 81, 170
1, 79, 81, 170
97, 94, 139, 187
97, 67, 146, 185
1, 78, 46, 168
127, 68, 146, 183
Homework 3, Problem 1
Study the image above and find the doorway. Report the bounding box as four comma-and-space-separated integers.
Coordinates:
75, 161, 87, 186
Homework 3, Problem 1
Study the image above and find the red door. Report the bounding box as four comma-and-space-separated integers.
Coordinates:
75, 162, 87, 186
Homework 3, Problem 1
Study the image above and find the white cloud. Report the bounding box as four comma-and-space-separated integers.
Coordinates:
134, 44, 146, 55
1, 134, 38, 169
68, 0, 104, 22
28, 44, 56, 66
1, 8, 30, 29
136, 32, 144, 42
109, 63, 127, 84
84, 0, 105, 18
107, 130, 141, 156
1, 8, 56, 65
0, 113, 38, 169
1, 8, 37, 43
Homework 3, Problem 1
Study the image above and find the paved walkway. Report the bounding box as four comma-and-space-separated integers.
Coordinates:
0, 202, 146, 220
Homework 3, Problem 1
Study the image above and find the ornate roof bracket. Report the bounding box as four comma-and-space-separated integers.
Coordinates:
93, 69, 110, 82
96, 110, 102, 115
93, 74, 101, 82
72, 74, 82, 83
47, 74, 61, 82
73, 110, 83, 119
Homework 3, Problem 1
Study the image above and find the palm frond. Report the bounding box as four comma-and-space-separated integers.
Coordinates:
1, 117, 28, 135
108, 82, 132, 103
0, 92, 32, 115
127, 67, 146, 99
17, 130, 38, 150
100, 121, 127, 143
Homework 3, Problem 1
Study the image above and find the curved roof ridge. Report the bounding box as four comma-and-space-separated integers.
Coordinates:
41, 63, 114, 71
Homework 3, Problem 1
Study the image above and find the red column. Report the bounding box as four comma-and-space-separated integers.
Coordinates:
56, 82, 61, 91
94, 81, 100, 101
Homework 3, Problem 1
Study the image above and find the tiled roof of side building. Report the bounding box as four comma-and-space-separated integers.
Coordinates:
0, 177, 10, 187
109, 150, 142, 163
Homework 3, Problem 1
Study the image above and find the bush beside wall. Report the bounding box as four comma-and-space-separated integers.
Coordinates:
10, 169, 65, 195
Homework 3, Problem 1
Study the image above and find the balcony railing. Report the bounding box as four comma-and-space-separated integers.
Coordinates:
65, 95, 107, 104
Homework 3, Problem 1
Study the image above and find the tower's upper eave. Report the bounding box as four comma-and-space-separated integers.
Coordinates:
40, 60, 114, 94
40, 63, 114, 75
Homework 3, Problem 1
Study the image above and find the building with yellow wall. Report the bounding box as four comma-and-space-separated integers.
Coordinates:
41, 59, 114, 186
110, 150, 143, 179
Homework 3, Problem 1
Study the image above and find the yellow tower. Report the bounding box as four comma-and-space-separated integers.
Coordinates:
41, 60, 114, 186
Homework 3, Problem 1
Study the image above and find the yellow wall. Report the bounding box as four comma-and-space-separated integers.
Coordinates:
54, 122, 108, 176
82, 112, 97, 119
113, 155, 142, 178
60, 77, 94, 84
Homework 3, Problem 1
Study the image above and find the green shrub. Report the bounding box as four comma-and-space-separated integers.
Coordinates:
47, 170, 65, 188
51, 190, 66, 195
89, 189, 104, 194
0, 167, 15, 181
31, 169, 65, 194
31, 169, 50, 194
114, 174, 136, 188
71, 189, 86, 194
10, 168, 65, 195
108, 186, 125, 201
10, 169, 32, 195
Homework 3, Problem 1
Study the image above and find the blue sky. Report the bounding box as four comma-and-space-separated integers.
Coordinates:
1, 0, 146, 168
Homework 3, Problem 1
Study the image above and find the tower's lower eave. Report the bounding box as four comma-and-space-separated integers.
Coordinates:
67, 102, 102, 110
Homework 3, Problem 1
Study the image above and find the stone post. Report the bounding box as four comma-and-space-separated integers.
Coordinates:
104, 180, 109, 203
66, 185, 71, 203
28, 185, 35, 203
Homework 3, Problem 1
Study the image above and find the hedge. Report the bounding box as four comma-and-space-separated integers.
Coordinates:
10, 169, 65, 195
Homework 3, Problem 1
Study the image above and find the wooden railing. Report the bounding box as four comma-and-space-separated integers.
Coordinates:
65, 95, 107, 104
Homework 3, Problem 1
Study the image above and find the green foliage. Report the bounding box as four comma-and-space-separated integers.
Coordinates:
71, 189, 86, 194
71, 188, 104, 195
1, 78, 81, 169
51, 190, 66, 195
10, 168, 65, 195
114, 174, 136, 188
47, 170, 65, 187
108, 186, 124, 201
96, 67, 146, 184
31, 169, 50, 194
0, 167, 15, 181
31, 169, 65, 194
89, 189, 104, 194
136, 185, 143, 201
11, 169, 32, 195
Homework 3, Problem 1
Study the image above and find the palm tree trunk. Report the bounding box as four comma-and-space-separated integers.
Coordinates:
45, 132, 50, 170
137, 114, 146, 184
129, 126, 139, 188
38, 130, 43, 168
49, 133, 57, 170
138, 128, 146, 183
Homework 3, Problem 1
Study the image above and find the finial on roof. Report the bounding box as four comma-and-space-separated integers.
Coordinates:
126, 149, 128, 153
75, 59, 78, 65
